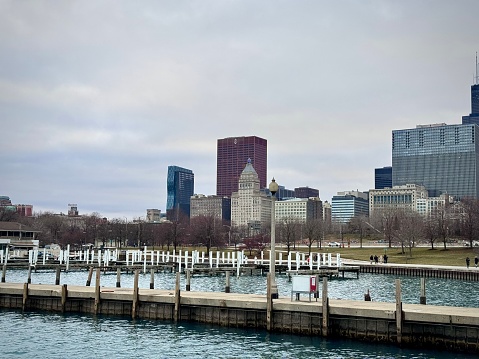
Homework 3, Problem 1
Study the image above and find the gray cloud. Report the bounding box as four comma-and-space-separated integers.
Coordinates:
1, 0, 477, 218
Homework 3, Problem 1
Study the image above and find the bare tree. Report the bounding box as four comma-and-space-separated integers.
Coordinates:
349, 215, 368, 248
423, 215, 439, 250
397, 210, 423, 256
460, 197, 479, 247
303, 218, 322, 254
189, 215, 224, 255
277, 216, 300, 254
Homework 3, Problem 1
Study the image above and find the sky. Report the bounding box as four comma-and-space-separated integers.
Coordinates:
1, 1, 478, 220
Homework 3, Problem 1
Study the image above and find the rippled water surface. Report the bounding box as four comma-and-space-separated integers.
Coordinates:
2, 311, 476, 359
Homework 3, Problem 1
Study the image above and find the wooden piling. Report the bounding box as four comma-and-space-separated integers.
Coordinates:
266, 272, 272, 331
55, 266, 61, 285
420, 278, 426, 305
94, 268, 101, 314
61, 284, 68, 312
22, 282, 28, 311
150, 268, 155, 289
174, 272, 180, 322
132, 269, 139, 319
225, 271, 230, 293
116, 267, 121, 288
322, 277, 329, 337
86, 267, 94, 286
396, 279, 403, 344
186, 269, 191, 291
27, 266, 32, 284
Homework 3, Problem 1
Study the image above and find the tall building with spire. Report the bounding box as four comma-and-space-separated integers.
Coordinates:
463, 53, 479, 125
216, 136, 267, 197
231, 159, 272, 235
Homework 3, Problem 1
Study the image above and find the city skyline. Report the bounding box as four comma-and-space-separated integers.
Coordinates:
2, 2, 478, 219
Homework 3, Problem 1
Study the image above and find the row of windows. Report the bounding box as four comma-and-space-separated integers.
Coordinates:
372, 194, 413, 204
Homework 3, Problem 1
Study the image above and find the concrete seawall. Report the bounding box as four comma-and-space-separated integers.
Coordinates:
358, 263, 479, 281
0, 281, 478, 354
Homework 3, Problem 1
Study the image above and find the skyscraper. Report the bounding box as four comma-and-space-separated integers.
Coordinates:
392, 123, 479, 199
230, 159, 271, 234
462, 54, 479, 126
216, 136, 267, 197
374, 166, 392, 189
166, 166, 194, 219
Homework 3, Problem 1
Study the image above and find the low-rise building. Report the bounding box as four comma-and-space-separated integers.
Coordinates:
369, 184, 453, 216
275, 197, 322, 223
331, 191, 369, 224
190, 195, 231, 221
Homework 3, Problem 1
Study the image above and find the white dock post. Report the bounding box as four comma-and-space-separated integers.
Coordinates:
157, 251, 160, 266
322, 253, 326, 266
309, 254, 313, 270
43, 250, 46, 265
279, 252, 283, 266
222, 251, 225, 264
317, 253, 320, 270
336, 253, 341, 267
216, 251, 220, 268
66, 245, 70, 272
185, 250, 189, 270
178, 250, 182, 273
295, 252, 300, 270
201, 251, 205, 263
151, 250, 154, 266
209, 251, 213, 268
143, 250, 147, 274
261, 251, 264, 265
28, 250, 33, 266
227, 252, 231, 264
328, 253, 332, 267
236, 251, 241, 278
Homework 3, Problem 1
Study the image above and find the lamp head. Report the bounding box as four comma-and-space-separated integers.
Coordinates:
269, 178, 279, 196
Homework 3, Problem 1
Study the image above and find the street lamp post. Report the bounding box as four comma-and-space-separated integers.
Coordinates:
269, 178, 279, 299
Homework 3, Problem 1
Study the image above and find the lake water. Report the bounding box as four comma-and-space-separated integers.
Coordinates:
1, 269, 478, 358
1, 311, 476, 359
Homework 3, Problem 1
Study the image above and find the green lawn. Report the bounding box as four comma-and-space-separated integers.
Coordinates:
320, 246, 479, 267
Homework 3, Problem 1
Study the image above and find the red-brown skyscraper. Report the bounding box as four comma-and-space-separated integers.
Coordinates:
216, 136, 267, 197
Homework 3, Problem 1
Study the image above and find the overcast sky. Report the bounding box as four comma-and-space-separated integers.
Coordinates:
1, 1, 477, 219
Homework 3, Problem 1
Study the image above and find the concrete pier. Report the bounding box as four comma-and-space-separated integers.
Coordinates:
0, 282, 478, 354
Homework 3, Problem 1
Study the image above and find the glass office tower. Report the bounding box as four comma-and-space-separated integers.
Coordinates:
375, 166, 393, 189
392, 123, 479, 199
166, 166, 194, 219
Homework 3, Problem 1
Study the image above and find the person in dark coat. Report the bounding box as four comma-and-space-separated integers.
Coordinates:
383, 254, 388, 264
475, 256, 478, 268
374, 255, 378, 264
466, 257, 470, 268
369, 255, 373, 264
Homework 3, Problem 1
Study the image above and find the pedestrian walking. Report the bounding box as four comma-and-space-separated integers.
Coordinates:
466, 257, 470, 269
374, 255, 378, 264
475, 256, 478, 268
383, 254, 388, 264
369, 255, 373, 265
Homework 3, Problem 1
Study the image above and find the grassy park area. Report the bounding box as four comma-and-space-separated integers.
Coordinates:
323, 246, 478, 267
